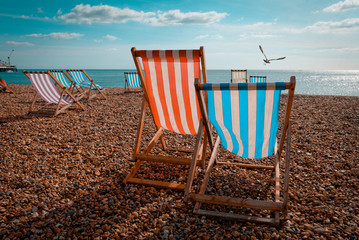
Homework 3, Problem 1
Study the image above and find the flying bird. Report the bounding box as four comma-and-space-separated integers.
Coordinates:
259, 45, 286, 64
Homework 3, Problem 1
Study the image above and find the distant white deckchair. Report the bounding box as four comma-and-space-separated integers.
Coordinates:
23, 70, 86, 116
186, 77, 296, 225
66, 69, 106, 100
124, 72, 141, 93
231, 69, 247, 83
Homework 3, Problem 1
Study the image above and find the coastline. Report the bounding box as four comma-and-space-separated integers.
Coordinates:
0, 85, 358, 238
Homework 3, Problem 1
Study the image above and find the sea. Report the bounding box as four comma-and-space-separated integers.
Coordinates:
1, 69, 358, 96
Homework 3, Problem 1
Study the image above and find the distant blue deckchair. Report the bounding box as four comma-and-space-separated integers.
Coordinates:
50, 70, 88, 98
186, 77, 296, 226
124, 72, 141, 92
249, 75, 267, 83
66, 69, 106, 100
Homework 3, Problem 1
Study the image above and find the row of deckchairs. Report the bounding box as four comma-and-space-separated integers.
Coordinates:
23, 70, 106, 116
124, 46, 296, 226
231, 69, 267, 83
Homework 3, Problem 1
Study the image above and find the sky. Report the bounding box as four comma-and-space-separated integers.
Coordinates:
1, 0, 359, 70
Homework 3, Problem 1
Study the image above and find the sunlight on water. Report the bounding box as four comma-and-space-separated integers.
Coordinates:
1, 69, 358, 96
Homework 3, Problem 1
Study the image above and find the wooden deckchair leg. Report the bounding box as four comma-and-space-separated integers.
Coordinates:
132, 97, 147, 161
144, 128, 164, 154
200, 130, 208, 168
123, 160, 143, 184
184, 120, 204, 198
193, 137, 220, 212
283, 124, 292, 214
28, 93, 38, 114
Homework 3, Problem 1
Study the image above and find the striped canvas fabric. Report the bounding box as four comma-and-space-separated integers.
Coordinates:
141, 50, 201, 135
205, 82, 285, 159
67, 70, 103, 90
52, 71, 72, 88
231, 70, 247, 83
125, 72, 141, 88
28, 73, 73, 105
250, 76, 267, 83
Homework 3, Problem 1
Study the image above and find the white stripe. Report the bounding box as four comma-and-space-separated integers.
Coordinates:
35, 74, 55, 103
230, 88, 244, 156
147, 51, 167, 129
247, 89, 257, 158
262, 90, 274, 157
160, 51, 179, 133
186, 50, 199, 132
214, 91, 233, 152
173, 51, 190, 134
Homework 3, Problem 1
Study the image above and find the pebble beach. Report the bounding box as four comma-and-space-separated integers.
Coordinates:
0, 85, 358, 239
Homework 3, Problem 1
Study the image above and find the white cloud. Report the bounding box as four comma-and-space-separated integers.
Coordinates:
323, 0, 359, 12
304, 18, 359, 33
58, 4, 227, 26
195, 34, 223, 40
145, 10, 228, 26
6, 41, 34, 46
239, 33, 277, 40
26, 32, 84, 39
58, 4, 154, 24
57, 9, 63, 15
317, 47, 359, 52
105, 34, 118, 40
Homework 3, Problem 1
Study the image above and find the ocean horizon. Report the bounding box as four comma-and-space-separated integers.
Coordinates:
1, 69, 358, 97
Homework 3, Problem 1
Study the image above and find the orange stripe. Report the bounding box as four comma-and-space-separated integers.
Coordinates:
142, 53, 161, 128
153, 51, 174, 132
166, 51, 185, 134
179, 50, 195, 134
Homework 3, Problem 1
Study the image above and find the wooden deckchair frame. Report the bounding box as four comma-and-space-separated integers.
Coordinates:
185, 77, 296, 225
23, 70, 86, 116
50, 70, 89, 99
123, 46, 209, 191
66, 69, 107, 100
124, 72, 142, 93
231, 69, 247, 83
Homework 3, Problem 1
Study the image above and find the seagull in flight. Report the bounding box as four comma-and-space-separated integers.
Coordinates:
259, 45, 286, 64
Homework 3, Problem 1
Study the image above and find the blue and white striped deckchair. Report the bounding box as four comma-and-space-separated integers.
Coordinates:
250, 75, 267, 83
124, 72, 141, 92
186, 77, 296, 225
50, 70, 88, 100
66, 70, 106, 100
23, 70, 86, 116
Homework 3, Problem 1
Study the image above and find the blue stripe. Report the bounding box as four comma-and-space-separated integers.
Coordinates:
125, 72, 141, 88
222, 91, 239, 154
69, 70, 103, 90
268, 90, 281, 156
255, 90, 266, 158
275, 82, 286, 89
207, 91, 228, 149
239, 86, 249, 158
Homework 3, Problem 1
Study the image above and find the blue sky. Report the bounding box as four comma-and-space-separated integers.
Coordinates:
1, 0, 359, 70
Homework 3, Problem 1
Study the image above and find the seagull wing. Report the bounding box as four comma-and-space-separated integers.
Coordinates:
259, 45, 268, 61
269, 56, 286, 61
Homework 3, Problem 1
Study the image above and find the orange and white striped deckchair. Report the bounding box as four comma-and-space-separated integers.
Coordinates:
123, 46, 209, 190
